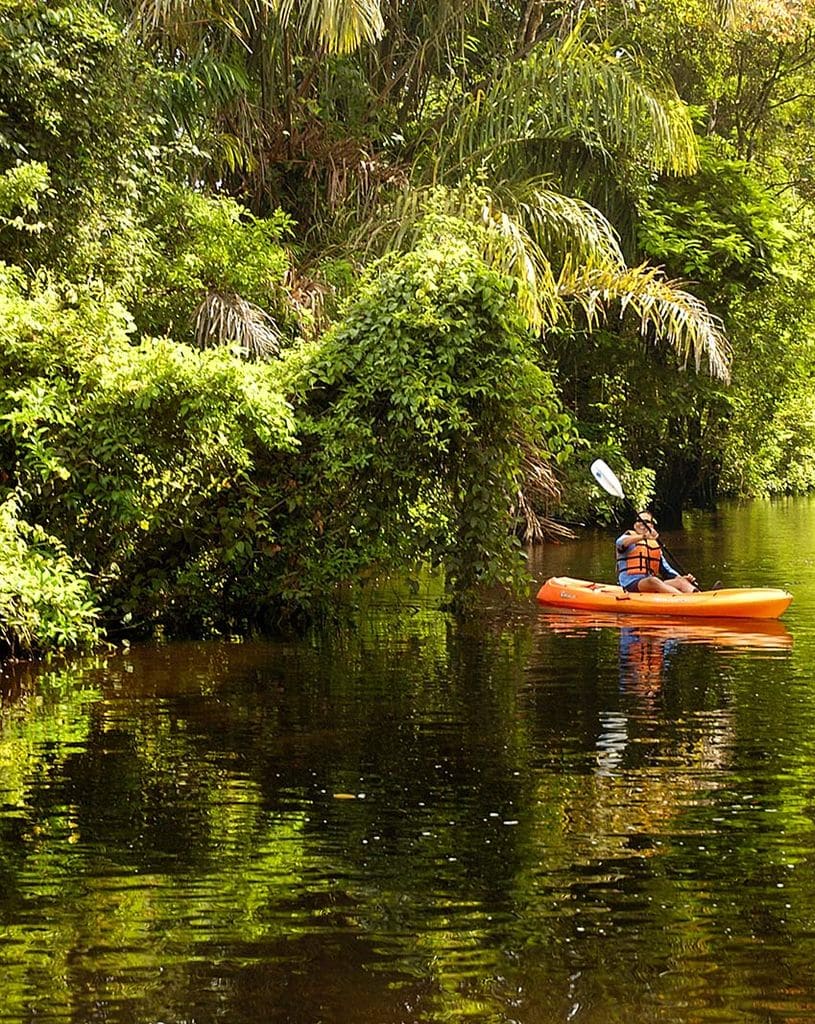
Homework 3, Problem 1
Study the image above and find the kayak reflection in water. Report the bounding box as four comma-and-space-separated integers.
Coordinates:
615, 510, 697, 594
619, 626, 676, 697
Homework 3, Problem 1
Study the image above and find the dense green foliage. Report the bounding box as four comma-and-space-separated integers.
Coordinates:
0, 267, 298, 642
0, 495, 99, 654
0, 226, 566, 648
0, 0, 160, 283
2, 0, 815, 651
285, 221, 573, 602
134, 186, 297, 350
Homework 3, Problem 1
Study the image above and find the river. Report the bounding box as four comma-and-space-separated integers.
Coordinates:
1, 496, 815, 1023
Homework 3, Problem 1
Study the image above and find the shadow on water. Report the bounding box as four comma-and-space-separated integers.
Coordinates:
1, 497, 815, 1023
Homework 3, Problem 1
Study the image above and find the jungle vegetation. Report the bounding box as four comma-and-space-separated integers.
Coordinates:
1, 0, 814, 653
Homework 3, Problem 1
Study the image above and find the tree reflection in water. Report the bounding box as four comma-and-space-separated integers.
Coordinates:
0, 603, 808, 1024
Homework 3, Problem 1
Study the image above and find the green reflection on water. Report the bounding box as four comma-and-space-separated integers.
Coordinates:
2, 499, 815, 1023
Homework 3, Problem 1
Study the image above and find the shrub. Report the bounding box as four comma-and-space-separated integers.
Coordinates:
0, 268, 299, 636
0, 495, 100, 656
281, 218, 574, 606
135, 185, 297, 350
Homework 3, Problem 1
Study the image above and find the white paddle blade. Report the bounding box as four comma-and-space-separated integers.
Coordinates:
591, 459, 626, 499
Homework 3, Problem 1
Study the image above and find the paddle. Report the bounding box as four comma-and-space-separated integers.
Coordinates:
590, 458, 701, 590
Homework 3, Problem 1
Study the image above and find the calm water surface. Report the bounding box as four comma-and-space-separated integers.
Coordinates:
2, 498, 815, 1023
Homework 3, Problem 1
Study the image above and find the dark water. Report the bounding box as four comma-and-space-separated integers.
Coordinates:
2, 498, 815, 1023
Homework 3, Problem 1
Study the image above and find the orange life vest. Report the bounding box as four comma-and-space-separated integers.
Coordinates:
617, 537, 663, 578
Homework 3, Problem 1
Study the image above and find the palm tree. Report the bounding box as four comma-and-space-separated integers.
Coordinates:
118, 0, 730, 378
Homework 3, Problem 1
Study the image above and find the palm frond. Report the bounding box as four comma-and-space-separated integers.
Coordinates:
284, 268, 332, 335
274, 0, 384, 54
340, 181, 629, 329
158, 55, 251, 134
325, 177, 728, 379
493, 180, 625, 266
194, 291, 281, 360
424, 27, 698, 183
717, 0, 737, 26
369, 0, 491, 100
129, 0, 251, 49
558, 260, 731, 380
514, 441, 574, 544
477, 196, 564, 329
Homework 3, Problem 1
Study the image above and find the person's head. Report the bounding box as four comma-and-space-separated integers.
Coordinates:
635, 510, 657, 534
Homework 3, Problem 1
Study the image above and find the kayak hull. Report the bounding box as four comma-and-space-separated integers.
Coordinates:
536, 576, 793, 620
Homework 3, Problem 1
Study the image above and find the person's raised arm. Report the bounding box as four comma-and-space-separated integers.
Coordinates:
618, 518, 656, 548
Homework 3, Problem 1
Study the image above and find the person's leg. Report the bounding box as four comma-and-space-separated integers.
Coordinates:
664, 576, 696, 593
632, 575, 682, 593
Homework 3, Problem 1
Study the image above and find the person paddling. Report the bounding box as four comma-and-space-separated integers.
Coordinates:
616, 511, 697, 593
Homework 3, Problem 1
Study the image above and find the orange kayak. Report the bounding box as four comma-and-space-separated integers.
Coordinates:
536, 576, 793, 620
